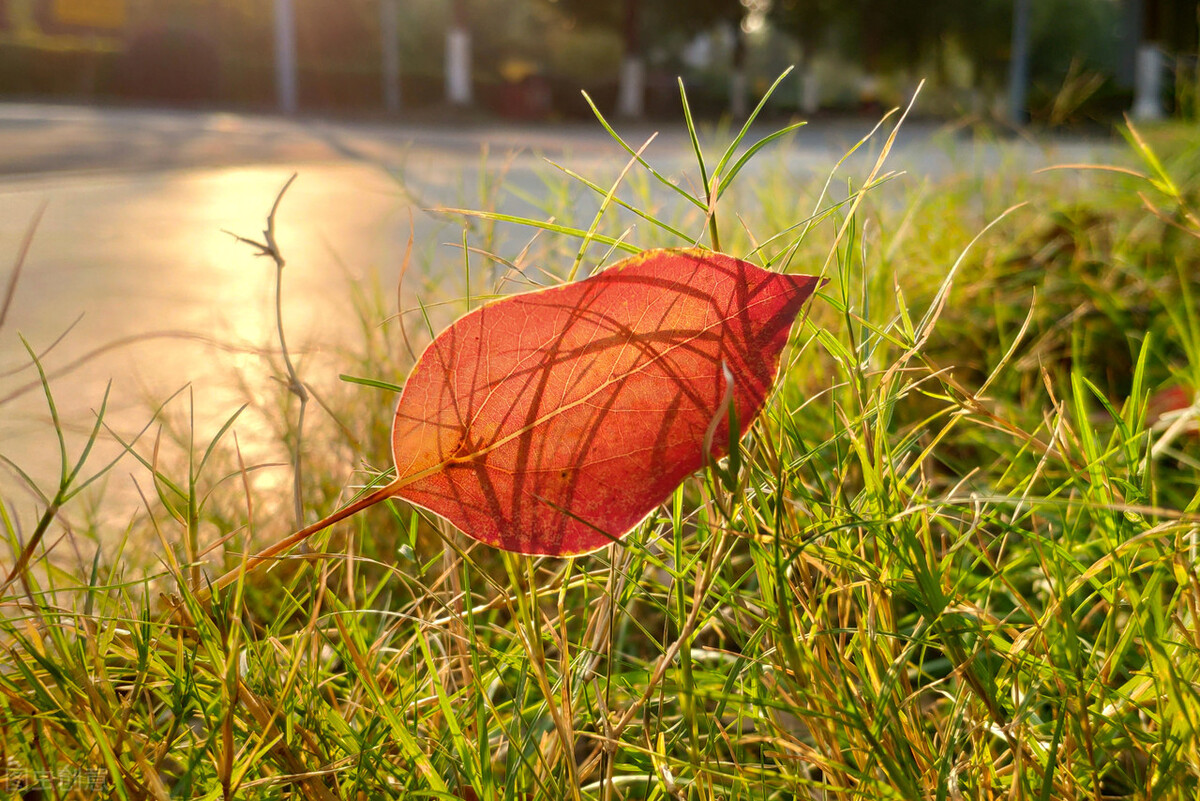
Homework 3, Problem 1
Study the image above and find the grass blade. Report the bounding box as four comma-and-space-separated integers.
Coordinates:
581, 90, 706, 211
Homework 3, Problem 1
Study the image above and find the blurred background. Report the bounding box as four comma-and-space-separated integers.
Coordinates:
0, 0, 1197, 512
0, 0, 1196, 125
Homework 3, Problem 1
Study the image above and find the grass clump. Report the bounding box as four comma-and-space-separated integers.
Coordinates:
3, 85, 1200, 799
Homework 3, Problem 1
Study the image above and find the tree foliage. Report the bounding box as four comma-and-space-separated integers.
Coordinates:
769, 0, 1120, 87
539, 0, 747, 55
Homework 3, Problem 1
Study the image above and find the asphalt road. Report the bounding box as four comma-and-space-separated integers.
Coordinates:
0, 101, 947, 176
0, 102, 1116, 515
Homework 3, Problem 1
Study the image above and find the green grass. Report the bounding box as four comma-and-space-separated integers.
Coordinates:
3, 89, 1200, 800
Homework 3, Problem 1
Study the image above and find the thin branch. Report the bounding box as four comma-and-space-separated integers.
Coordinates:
230, 173, 308, 531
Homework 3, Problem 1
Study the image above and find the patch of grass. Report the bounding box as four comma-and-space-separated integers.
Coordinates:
3, 85, 1200, 800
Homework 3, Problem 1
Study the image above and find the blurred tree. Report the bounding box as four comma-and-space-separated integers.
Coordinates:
771, 0, 987, 76
535, 0, 644, 115
381, 0, 568, 110
380, 0, 399, 111
766, 0, 841, 110
770, 0, 1119, 116
677, 0, 753, 116
540, 0, 749, 117
1140, 0, 1200, 54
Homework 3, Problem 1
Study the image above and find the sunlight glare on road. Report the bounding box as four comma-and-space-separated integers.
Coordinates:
0, 162, 410, 502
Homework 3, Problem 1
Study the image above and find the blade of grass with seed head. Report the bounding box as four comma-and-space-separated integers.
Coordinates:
710, 67, 797, 197
581, 90, 706, 211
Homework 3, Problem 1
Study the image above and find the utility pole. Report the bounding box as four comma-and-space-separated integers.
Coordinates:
446, 0, 471, 105
616, 0, 644, 117
381, 0, 401, 113
1007, 0, 1032, 126
274, 0, 298, 114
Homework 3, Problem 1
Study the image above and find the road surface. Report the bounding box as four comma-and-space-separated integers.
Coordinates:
0, 102, 1115, 522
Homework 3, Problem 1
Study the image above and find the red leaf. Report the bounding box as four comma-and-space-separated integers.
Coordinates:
1147, 384, 1192, 423
209, 249, 823, 594
388, 248, 821, 556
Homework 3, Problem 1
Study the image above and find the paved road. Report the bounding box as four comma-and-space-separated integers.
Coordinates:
0, 101, 949, 176
0, 102, 1116, 513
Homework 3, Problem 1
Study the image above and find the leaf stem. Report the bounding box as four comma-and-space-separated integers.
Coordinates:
203, 480, 400, 598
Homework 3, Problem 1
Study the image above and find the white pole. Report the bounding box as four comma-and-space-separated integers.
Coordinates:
446, 26, 472, 105
616, 56, 644, 117
381, 0, 401, 113
1132, 43, 1166, 120
274, 0, 298, 114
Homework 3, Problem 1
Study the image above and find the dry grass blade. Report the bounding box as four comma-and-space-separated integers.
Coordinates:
0, 202, 46, 332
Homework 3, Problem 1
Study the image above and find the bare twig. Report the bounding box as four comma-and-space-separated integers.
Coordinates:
228, 173, 308, 531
